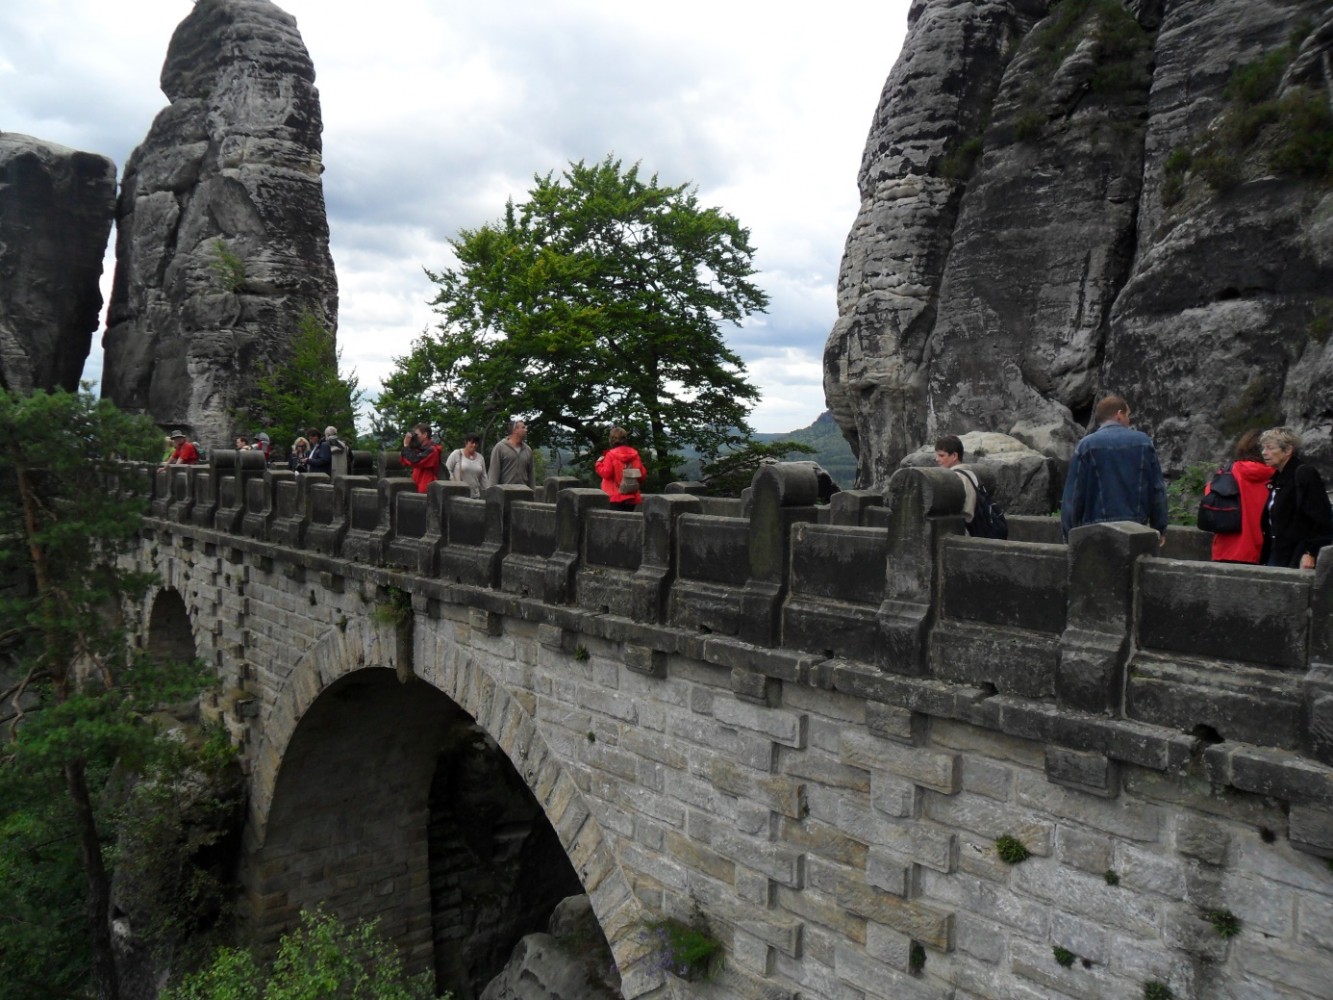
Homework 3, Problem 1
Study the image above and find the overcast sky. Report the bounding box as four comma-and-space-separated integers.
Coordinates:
1, 0, 906, 433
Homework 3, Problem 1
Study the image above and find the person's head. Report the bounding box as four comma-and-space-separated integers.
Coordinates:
609, 426, 629, 447
413, 423, 432, 443
324, 426, 338, 440
293, 436, 310, 454
1094, 395, 1131, 427
506, 418, 527, 443
170, 430, 187, 446
1234, 429, 1264, 463
306, 427, 321, 442
463, 432, 481, 456
933, 435, 963, 468
1261, 427, 1301, 470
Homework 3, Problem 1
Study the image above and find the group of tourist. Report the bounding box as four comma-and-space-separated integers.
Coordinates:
286, 426, 346, 476
396, 418, 646, 510
937, 394, 1332, 569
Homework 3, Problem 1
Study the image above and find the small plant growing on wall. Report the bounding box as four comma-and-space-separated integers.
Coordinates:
1207, 908, 1242, 939
574, 644, 590, 662
994, 834, 1031, 864
1104, 869, 1120, 886
642, 911, 722, 982
1053, 946, 1076, 968
1143, 982, 1174, 1000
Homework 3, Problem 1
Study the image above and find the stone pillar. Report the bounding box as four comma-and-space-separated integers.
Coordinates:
740, 463, 821, 646
1306, 548, 1333, 765
827, 489, 884, 526
1057, 521, 1158, 714
630, 494, 702, 623
542, 476, 581, 503
877, 467, 966, 675
478, 485, 531, 588
545, 488, 607, 605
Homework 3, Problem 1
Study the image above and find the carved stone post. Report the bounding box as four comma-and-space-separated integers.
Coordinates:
740, 463, 821, 646
545, 488, 607, 604
1057, 521, 1158, 714
1306, 548, 1333, 765
877, 467, 966, 675
630, 493, 702, 624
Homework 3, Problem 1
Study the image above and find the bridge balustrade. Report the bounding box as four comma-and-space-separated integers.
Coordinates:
130, 455, 1333, 767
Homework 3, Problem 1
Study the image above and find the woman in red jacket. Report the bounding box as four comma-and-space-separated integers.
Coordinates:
595, 426, 648, 511
1208, 430, 1272, 563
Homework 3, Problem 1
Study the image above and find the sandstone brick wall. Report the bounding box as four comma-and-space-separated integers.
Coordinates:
129, 458, 1333, 999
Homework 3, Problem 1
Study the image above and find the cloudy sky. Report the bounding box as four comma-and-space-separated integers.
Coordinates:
1, 0, 907, 432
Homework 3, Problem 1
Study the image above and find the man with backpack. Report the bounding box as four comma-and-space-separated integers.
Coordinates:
934, 435, 1007, 539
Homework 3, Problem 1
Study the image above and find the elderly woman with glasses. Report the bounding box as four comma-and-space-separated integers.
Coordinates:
1259, 427, 1332, 569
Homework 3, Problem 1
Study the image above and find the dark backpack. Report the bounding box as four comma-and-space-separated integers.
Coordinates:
958, 469, 1009, 540
1197, 465, 1242, 533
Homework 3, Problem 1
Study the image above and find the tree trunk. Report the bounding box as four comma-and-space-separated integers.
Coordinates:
66, 757, 120, 1000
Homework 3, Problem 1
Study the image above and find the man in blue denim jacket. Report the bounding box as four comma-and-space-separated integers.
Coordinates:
1060, 395, 1168, 546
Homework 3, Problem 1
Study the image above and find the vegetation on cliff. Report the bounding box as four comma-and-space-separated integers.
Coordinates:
0, 388, 234, 1000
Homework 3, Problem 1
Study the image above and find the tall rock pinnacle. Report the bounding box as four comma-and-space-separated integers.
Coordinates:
102, 0, 338, 445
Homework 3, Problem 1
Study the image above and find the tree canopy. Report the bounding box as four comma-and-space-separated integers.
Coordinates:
252, 312, 362, 449
376, 156, 768, 484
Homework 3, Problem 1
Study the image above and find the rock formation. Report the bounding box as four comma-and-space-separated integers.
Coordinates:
899, 431, 1059, 514
826, 0, 1333, 486
102, 0, 337, 446
0, 133, 116, 393
480, 895, 622, 1000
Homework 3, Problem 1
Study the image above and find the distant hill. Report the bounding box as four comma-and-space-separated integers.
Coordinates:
755, 410, 857, 488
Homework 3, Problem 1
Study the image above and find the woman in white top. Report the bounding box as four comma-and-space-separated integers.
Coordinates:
446, 433, 490, 497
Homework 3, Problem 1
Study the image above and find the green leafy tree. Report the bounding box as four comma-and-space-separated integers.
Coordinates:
0, 387, 213, 1000
163, 908, 442, 1000
252, 312, 362, 448
377, 156, 768, 485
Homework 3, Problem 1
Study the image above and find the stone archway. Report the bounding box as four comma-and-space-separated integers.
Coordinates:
145, 588, 197, 663
244, 616, 662, 998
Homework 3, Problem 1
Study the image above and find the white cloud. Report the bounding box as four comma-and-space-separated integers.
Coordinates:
2, 0, 906, 433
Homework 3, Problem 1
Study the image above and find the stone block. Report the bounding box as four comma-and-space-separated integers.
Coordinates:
711, 758, 805, 818
866, 702, 927, 745
623, 642, 666, 678
1175, 814, 1231, 866
1044, 745, 1121, 798
840, 731, 959, 794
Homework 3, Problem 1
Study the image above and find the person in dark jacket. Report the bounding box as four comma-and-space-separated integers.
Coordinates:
1259, 427, 1332, 569
306, 427, 332, 475
1060, 395, 1168, 545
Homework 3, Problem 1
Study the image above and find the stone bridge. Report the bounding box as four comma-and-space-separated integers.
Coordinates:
128, 452, 1333, 999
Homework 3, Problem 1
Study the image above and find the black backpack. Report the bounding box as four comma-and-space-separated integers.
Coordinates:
1197, 465, 1242, 533
958, 469, 1009, 540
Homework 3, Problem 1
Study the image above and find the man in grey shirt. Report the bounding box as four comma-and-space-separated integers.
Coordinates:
488, 418, 535, 489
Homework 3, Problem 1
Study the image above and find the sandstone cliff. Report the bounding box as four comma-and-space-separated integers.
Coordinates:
0, 133, 116, 393
826, 0, 1333, 486
102, 0, 337, 446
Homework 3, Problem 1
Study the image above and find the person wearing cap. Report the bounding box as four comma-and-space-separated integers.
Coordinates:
164, 430, 199, 467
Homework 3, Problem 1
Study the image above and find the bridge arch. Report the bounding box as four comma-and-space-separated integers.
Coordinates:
243, 615, 659, 997
144, 588, 197, 664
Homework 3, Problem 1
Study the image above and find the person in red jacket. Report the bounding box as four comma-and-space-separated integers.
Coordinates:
595, 426, 648, 511
1208, 429, 1272, 563
400, 423, 442, 493
163, 429, 199, 467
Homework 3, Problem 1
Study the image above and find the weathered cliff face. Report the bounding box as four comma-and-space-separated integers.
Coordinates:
0, 133, 116, 393
826, 0, 1333, 485
102, 0, 337, 446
